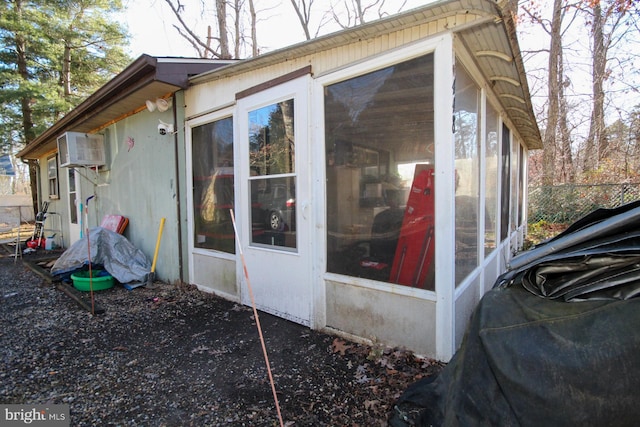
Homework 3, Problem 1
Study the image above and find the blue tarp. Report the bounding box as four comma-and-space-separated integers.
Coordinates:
51, 227, 151, 284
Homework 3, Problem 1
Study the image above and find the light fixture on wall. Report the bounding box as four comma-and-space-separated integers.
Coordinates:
146, 98, 172, 112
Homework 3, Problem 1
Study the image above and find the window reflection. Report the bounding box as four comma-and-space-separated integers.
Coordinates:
325, 54, 435, 290
454, 66, 481, 286
250, 176, 296, 248
249, 100, 295, 176
191, 117, 235, 253
500, 124, 511, 241
248, 99, 297, 249
484, 103, 499, 256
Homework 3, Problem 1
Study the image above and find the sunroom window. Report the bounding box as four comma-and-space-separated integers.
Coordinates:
500, 124, 511, 242
454, 65, 481, 286
325, 53, 435, 290
484, 102, 499, 256
191, 117, 235, 253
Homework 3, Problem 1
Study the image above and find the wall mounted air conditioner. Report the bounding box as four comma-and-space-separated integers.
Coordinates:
57, 132, 105, 168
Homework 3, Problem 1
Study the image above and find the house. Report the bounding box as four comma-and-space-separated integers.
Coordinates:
17, 56, 235, 281
19, 0, 541, 360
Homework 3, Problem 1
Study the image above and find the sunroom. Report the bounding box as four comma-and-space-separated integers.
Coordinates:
184, 0, 541, 360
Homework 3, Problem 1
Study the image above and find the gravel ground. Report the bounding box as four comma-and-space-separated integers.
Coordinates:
0, 246, 443, 426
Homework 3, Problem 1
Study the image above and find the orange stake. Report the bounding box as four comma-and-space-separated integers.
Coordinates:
229, 209, 284, 427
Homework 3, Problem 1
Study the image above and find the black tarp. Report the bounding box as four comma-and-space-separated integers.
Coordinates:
391, 201, 640, 426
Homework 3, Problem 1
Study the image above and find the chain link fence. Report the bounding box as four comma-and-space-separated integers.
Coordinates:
528, 183, 640, 225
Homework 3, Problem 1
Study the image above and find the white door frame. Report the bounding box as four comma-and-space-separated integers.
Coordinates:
235, 74, 313, 326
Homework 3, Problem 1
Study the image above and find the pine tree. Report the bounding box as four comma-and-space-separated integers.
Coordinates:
0, 0, 131, 205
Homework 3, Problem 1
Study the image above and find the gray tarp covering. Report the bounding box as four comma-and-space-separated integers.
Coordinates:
498, 200, 640, 301
51, 227, 151, 284
391, 201, 640, 426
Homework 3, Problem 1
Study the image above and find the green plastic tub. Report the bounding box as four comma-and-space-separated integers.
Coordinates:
71, 270, 114, 291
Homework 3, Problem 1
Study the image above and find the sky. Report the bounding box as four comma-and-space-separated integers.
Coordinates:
118, 0, 638, 127
120, 0, 432, 58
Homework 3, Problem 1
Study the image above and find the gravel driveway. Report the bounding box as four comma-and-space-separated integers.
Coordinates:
0, 247, 442, 426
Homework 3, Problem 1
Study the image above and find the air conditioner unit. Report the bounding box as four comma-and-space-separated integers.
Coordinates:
57, 132, 106, 168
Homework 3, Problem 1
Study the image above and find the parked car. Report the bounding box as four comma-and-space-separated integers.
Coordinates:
256, 182, 296, 232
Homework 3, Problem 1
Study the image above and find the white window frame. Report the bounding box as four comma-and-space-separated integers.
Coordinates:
185, 106, 237, 266
47, 155, 59, 199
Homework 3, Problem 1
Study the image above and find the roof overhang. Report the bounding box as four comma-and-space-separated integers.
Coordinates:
18, 55, 235, 160
456, 1, 542, 149
191, 0, 542, 150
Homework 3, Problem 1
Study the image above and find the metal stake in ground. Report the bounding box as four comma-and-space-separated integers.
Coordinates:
229, 209, 284, 427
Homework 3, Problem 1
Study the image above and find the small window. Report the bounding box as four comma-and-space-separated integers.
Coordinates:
47, 156, 59, 199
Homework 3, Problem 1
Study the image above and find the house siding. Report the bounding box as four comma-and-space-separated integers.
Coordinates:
36, 104, 183, 284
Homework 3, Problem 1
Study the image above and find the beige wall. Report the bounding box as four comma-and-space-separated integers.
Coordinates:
325, 280, 437, 357
192, 253, 237, 298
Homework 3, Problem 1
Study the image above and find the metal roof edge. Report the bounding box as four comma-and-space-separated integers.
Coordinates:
499, 2, 543, 149
18, 55, 225, 159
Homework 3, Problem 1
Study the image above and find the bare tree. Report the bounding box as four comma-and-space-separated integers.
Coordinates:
289, 0, 334, 40
290, 0, 313, 40
580, 0, 639, 173
216, 0, 231, 59
329, 0, 407, 28
582, 0, 605, 172
289, 0, 410, 41
163, 0, 245, 58
543, 0, 563, 186
163, 0, 215, 57
248, 0, 258, 56
522, 0, 573, 186
557, 62, 575, 183
231, 0, 241, 59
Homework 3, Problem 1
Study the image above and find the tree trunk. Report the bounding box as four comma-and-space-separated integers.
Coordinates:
216, 0, 231, 59
233, 0, 240, 59
249, 0, 258, 56
354, 0, 365, 24
558, 47, 574, 183
15, 0, 38, 214
290, 0, 312, 40
62, 43, 71, 97
542, 0, 563, 186
584, 1, 606, 172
